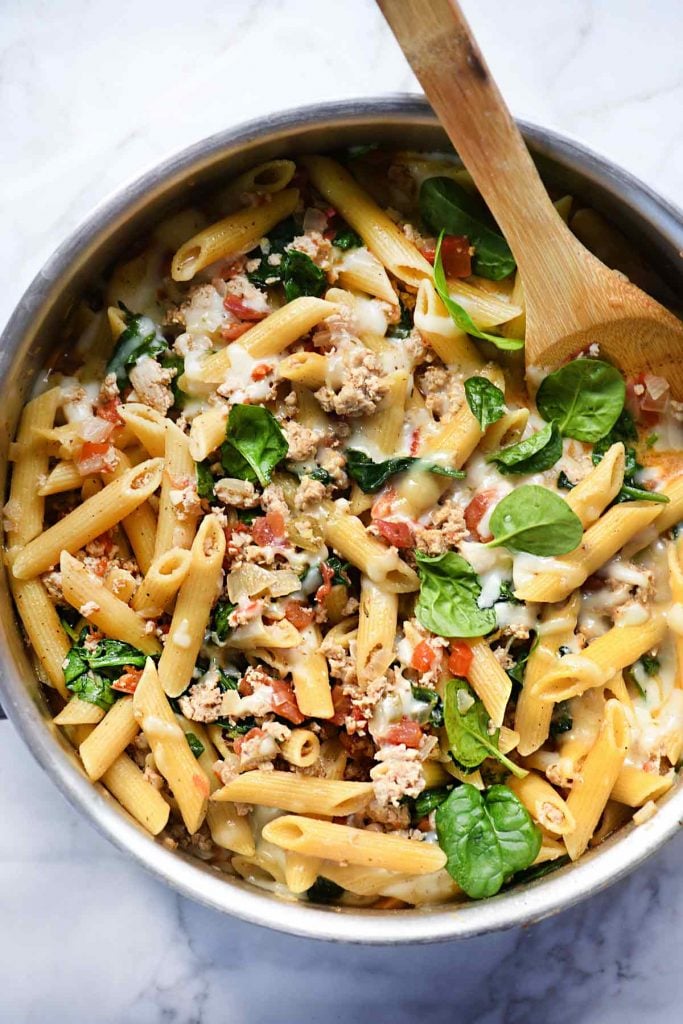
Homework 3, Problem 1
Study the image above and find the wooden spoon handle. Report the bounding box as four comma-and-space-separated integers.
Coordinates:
377, 0, 577, 282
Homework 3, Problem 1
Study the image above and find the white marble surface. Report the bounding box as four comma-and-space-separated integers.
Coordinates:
1, 0, 682, 1020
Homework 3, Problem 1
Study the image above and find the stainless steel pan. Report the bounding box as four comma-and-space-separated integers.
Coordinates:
1, 97, 681, 943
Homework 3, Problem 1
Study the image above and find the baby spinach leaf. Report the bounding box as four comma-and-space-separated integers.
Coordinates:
433, 233, 523, 351
488, 485, 583, 555
415, 551, 496, 638
557, 470, 575, 491
486, 421, 562, 475
505, 853, 570, 888
161, 351, 187, 409
592, 413, 669, 505
333, 226, 363, 251
549, 701, 573, 736
281, 250, 326, 302
435, 783, 542, 899
186, 732, 205, 758
420, 177, 516, 281
444, 678, 526, 779
412, 785, 453, 819
386, 299, 414, 340
536, 358, 626, 442
324, 555, 351, 587
66, 670, 117, 711
411, 684, 444, 727
345, 448, 464, 493
306, 877, 344, 904
196, 461, 216, 501
106, 308, 168, 389
464, 377, 506, 431
220, 405, 288, 487
86, 639, 147, 673
211, 599, 236, 643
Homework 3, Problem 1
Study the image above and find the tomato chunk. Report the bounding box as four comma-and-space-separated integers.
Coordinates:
76, 441, 116, 476
96, 397, 124, 427
464, 488, 498, 541
223, 295, 268, 321
112, 667, 143, 694
376, 519, 413, 549
284, 601, 315, 630
329, 683, 351, 726
448, 641, 473, 678
252, 511, 286, 546
440, 234, 472, 279
411, 640, 438, 673
315, 562, 335, 604
383, 718, 423, 748
270, 678, 305, 725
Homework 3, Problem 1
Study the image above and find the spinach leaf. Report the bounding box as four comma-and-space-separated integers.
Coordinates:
496, 580, 521, 605
281, 249, 326, 302
415, 551, 496, 638
435, 783, 542, 899
536, 358, 626, 442
186, 732, 205, 758
58, 609, 81, 642
309, 466, 332, 485
506, 636, 537, 686
444, 678, 526, 779
345, 448, 463, 493
66, 670, 117, 711
640, 654, 660, 676
196, 461, 216, 501
220, 405, 288, 487
486, 421, 562, 475
506, 854, 570, 888
411, 684, 444, 728
63, 631, 148, 710
247, 217, 298, 288
106, 308, 168, 389
86, 639, 147, 673
549, 701, 573, 736
217, 667, 240, 691
464, 377, 506, 431
215, 716, 257, 738
592, 412, 669, 505
161, 351, 187, 409
557, 470, 575, 491
324, 555, 351, 587
433, 233, 523, 351
386, 300, 414, 340
333, 227, 363, 251
412, 786, 453, 819
306, 877, 344, 904
212, 599, 236, 643
488, 485, 583, 555
420, 177, 516, 281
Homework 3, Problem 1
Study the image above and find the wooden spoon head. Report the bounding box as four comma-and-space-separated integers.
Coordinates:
524, 251, 683, 396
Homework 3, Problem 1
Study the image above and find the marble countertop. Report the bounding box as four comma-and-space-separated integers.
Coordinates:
1, 0, 682, 1020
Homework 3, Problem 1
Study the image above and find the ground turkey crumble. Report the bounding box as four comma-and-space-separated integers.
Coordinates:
294, 476, 327, 511
129, 355, 176, 415
315, 347, 389, 417
283, 420, 323, 462
414, 500, 468, 555
370, 744, 426, 807
417, 365, 465, 420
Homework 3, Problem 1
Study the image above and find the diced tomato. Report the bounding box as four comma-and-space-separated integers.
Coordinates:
220, 323, 251, 342
440, 235, 472, 279
448, 640, 473, 678
383, 718, 423, 748
252, 510, 286, 546
284, 601, 315, 630
251, 362, 272, 381
223, 295, 268, 321
75, 441, 116, 476
112, 667, 143, 694
376, 519, 413, 549
371, 487, 397, 520
421, 246, 436, 265
234, 726, 264, 755
409, 428, 421, 456
464, 488, 498, 541
411, 640, 438, 673
96, 397, 124, 427
269, 678, 305, 725
315, 562, 335, 604
330, 684, 351, 726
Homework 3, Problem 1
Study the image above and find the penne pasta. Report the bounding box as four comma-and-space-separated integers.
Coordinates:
212, 771, 374, 815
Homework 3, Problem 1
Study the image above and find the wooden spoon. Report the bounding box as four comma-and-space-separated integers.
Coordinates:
377, 0, 683, 394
